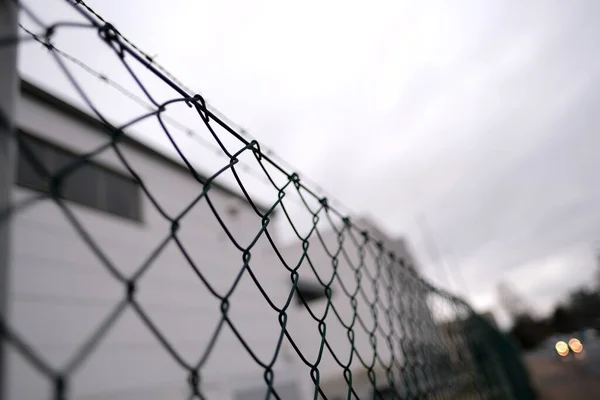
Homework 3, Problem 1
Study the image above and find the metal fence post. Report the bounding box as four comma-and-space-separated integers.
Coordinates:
0, 0, 19, 398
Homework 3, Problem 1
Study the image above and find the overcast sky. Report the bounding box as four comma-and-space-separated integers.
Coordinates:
15, 0, 600, 325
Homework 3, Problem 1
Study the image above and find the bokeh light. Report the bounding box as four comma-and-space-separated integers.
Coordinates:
568, 338, 583, 353
555, 341, 569, 357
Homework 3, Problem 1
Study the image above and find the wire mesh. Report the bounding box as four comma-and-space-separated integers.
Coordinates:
0, 1, 537, 399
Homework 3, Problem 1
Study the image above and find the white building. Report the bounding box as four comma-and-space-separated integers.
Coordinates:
278, 215, 441, 399
4, 80, 306, 400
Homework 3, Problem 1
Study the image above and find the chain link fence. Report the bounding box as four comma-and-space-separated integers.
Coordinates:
0, 1, 537, 399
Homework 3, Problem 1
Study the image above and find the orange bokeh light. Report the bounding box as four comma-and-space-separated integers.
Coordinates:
568, 338, 583, 353
555, 341, 569, 356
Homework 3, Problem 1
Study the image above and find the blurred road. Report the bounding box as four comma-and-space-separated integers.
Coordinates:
525, 341, 600, 399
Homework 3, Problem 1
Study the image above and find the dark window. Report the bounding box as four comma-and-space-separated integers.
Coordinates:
16, 131, 142, 222
62, 161, 101, 208
373, 386, 399, 400
16, 134, 48, 190
103, 170, 141, 221
293, 279, 331, 305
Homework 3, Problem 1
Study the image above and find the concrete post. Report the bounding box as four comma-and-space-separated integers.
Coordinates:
0, 0, 20, 398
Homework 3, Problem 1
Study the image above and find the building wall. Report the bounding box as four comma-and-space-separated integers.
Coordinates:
6, 90, 302, 399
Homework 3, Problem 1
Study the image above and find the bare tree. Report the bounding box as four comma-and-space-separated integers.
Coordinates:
497, 282, 533, 320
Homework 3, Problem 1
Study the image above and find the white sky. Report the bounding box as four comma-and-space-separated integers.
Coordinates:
14, 0, 600, 326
